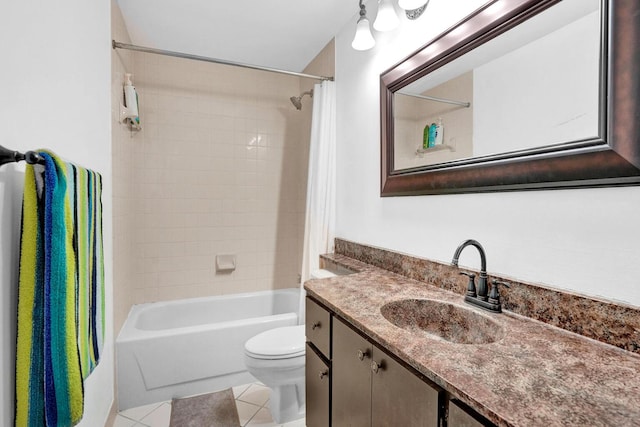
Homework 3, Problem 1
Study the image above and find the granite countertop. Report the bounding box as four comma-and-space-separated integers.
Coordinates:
304, 255, 640, 427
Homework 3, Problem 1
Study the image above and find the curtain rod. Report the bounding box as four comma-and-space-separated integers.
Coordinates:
112, 40, 334, 82
396, 91, 471, 108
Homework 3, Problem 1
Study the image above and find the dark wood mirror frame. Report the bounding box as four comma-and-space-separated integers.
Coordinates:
380, 0, 640, 196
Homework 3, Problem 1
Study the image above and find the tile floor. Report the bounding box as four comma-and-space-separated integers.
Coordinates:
111, 382, 305, 427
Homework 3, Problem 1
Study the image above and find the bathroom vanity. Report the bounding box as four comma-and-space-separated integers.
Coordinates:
304, 246, 640, 426
331, 315, 442, 426
306, 297, 492, 427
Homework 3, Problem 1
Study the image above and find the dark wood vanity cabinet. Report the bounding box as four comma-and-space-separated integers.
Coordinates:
332, 317, 441, 427
306, 297, 493, 427
306, 344, 330, 427
306, 297, 331, 357
306, 298, 332, 427
331, 317, 373, 426
370, 345, 441, 427
447, 400, 494, 427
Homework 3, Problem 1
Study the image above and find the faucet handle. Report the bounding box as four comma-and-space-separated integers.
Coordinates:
459, 271, 477, 298
488, 280, 511, 305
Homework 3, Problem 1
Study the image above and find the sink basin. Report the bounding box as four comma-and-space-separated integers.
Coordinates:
380, 299, 504, 344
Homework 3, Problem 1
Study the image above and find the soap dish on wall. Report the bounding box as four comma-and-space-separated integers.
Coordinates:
216, 254, 236, 272
119, 104, 142, 131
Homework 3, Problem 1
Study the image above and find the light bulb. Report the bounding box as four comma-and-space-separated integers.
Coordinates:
398, 0, 426, 10
373, 0, 399, 32
352, 17, 375, 51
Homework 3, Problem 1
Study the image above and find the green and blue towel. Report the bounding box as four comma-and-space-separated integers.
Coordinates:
15, 151, 104, 427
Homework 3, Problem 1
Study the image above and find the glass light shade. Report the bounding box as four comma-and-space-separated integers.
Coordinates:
352, 17, 376, 51
373, 0, 399, 32
398, 0, 426, 10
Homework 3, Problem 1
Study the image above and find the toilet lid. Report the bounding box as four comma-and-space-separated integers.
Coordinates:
245, 325, 305, 360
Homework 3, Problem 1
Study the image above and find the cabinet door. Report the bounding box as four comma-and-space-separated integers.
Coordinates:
448, 400, 494, 427
332, 318, 372, 427
306, 344, 330, 427
371, 345, 440, 427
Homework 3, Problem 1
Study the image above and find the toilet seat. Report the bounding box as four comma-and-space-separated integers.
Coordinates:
243, 325, 307, 423
245, 325, 305, 360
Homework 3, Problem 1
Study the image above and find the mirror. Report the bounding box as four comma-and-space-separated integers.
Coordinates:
381, 0, 640, 196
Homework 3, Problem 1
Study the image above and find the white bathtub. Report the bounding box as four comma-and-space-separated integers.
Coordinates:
116, 288, 300, 410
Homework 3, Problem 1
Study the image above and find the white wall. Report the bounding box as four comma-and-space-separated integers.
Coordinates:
335, 0, 640, 308
0, 1, 113, 426
473, 10, 600, 156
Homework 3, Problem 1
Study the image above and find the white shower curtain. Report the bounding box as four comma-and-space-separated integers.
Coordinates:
299, 80, 336, 323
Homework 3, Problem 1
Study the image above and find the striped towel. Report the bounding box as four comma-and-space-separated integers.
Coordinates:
74, 166, 105, 378
15, 151, 104, 427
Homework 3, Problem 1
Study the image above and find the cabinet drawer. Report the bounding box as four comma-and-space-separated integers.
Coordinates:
306, 297, 331, 357
306, 344, 330, 427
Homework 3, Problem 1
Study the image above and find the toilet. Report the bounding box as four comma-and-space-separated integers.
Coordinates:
243, 269, 337, 423
244, 325, 306, 423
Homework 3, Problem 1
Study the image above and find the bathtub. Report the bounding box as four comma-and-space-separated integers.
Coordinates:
116, 288, 300, 410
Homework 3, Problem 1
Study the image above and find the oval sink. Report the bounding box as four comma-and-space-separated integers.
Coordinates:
380, 299, 504, 344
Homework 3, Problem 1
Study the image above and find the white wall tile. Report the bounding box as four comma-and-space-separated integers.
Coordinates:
117, 47, 312, 304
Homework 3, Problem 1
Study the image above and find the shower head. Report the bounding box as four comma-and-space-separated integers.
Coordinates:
290, 96, 303, 110
289, 90, 313, 110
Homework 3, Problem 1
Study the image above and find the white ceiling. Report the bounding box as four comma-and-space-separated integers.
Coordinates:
116, 0, 360, 73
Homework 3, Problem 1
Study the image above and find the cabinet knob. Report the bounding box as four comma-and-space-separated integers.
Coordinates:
357, 349, 370, 361
311, 321, 321, 330
371, 360, 382, 374
318, 370, 328, 380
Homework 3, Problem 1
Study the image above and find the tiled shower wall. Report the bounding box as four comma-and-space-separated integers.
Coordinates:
111, 0, 137, 333
121, 44, 336, 306
112, 0, 335, 329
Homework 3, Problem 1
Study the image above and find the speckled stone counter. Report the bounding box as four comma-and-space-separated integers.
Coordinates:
305, 254, 640, 427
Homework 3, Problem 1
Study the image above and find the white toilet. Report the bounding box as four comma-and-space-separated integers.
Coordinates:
244, 324, 306, 424
244, 270, 336, 423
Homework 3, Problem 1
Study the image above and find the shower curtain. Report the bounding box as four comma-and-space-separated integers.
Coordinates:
299, 80, 336, 323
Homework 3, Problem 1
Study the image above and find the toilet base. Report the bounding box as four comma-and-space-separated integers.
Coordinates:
269, 383, 305, 424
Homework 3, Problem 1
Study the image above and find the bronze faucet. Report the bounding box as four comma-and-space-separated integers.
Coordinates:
452, 239, 509, 313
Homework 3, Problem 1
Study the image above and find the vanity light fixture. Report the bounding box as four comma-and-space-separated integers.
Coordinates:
373, 0, 400, 32
404, 0, 430, 21
352, 0, 376, 51
352, 0, 430, 51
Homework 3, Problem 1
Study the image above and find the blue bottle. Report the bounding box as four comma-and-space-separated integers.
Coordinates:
428, 123, 437, 148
